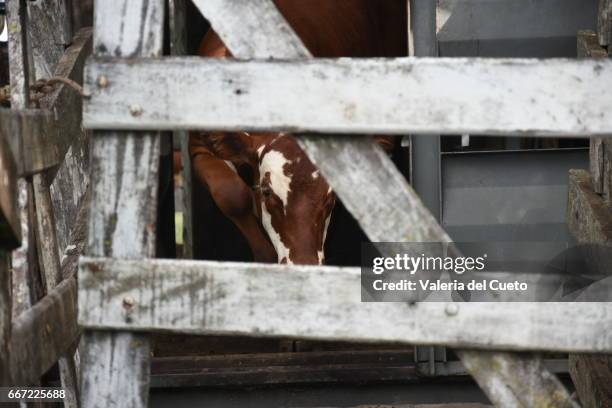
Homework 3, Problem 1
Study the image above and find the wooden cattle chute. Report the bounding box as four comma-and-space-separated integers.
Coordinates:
0, 0, 92, 405
79, 0, 611, 407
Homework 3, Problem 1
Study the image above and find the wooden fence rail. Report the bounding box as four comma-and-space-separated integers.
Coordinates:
79, 257, 612, 354
84, 57, 612, 137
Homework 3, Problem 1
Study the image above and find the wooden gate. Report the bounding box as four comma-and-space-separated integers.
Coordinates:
0, 0, 92, 406
77, 0, 612, 407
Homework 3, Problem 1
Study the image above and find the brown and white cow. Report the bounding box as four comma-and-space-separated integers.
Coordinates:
190, 0, 406, 264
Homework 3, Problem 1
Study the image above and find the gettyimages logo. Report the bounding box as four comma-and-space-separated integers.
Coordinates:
372, 253, 487, 275
361, 242, 612, 302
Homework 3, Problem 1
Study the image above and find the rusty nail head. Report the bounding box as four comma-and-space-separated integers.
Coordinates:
97, 74, 108, 88
129, 104, 142, 117
123, 296, 135, 308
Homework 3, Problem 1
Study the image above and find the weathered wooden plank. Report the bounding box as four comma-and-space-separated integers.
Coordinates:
151, 350, 417, 388
6, 0, 31, 111
84, 57, 612, 137
459, 351, 576, 408
598, 0, 612, 46
567, 169, 612, 244
577, 30, 608, 195
578, 29, 608, 59
31, 173, 80, 407
0, 108, 61, 175
194, 2, 578, 407
9, 276, 78, 386
5, 0, 31, 172
192, 0, 309, 59
43, 28, 92, 257
0, 123, 21, 248
79, 257, 612, 354
569, 354, 612, 408
40, 27, 92, 176
81, 0, 164, 407
567, 168, 612, 408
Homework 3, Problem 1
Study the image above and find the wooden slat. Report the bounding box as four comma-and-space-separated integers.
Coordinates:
84, 57, 612, 137
0, 123, 20, 248
151, 350, 416, 388
567, 169, 612, 244
567, 169, 612, 407
0, 108, 61, 175
598, 0, 612, 46
40, 27, 93, 177
569, 354, 612, 408
192, 2, 577, 407
577, 30, 608, 195
9, 276, 78, 386
169, 0, 193, 258
79, 257, 612, 354
80, 1, 164, 407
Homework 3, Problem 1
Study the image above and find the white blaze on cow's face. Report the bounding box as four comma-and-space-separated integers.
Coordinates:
257, 135, 335, 265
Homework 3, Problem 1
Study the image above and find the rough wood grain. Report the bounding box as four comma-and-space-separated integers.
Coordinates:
459, 351, 577, 408
569, 354, 612, 408
577, 30, 608, 195
0, 124, 21, 248
84, 57, 612, 137
567, 169, 612, 244
31, 173, 80, 407
9, 276, 78, 386
192, 2, 577, 407
80, 1, 164, 407
43, 28, 92, 256
27, 0, 66, 79
598, 0, 612, 46
79, 257, 612, 355
567, 169, 612, 408
151, 350, 417, 388
6, 0, 31, 177
0, 108, 61, 175
40, 27, 92, 177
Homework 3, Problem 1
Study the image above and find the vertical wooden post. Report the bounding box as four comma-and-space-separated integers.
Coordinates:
80, 1, 164, 407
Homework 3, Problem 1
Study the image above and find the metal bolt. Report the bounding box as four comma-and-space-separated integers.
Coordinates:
445, 303, 459, 316
129, 104, 143, 117
122, 296, 135, 308
97, 74, 109, 88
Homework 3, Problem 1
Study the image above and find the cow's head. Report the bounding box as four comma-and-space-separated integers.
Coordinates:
206, 132, 336, 264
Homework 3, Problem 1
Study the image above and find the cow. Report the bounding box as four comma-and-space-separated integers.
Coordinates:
190, 0, 406, 265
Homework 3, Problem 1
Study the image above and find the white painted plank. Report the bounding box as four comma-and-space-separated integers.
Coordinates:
79, 257, 612, 354
81, 0, 164, 407
84, 57, 612, 137
192, 0, 309, 59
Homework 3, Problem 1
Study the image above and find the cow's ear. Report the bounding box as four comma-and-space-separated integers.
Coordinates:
206, 132, 253, 164
373, 135, 395, 154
